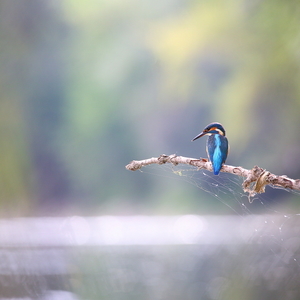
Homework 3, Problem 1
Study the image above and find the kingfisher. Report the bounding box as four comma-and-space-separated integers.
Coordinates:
192, 122, 228, 175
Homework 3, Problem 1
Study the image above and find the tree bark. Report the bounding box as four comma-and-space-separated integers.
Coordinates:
126, 154, 300, 202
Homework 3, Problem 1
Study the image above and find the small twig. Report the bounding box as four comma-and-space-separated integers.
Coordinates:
126, 154, 300, 201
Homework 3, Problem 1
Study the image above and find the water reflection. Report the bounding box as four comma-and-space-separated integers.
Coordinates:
0, 215, 299, 299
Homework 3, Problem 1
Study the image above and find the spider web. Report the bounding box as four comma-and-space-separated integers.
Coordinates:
139, 162, 300, 267
142, 162, 300, 214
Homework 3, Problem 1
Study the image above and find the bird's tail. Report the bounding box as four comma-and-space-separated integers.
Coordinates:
213, 164, 221, 175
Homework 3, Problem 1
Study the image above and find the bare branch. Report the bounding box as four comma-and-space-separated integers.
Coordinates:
126, 154, 300, 201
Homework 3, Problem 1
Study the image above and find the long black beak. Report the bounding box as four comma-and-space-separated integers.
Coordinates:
192, 131, 206, 141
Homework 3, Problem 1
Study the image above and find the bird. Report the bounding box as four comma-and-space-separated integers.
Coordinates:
192, 122, 229, 175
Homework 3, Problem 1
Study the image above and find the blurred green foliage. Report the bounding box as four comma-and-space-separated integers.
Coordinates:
0, 0, 300, 215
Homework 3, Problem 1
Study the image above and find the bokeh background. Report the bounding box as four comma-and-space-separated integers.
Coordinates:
1, 0, 300, 216
2, 1, 300, 300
